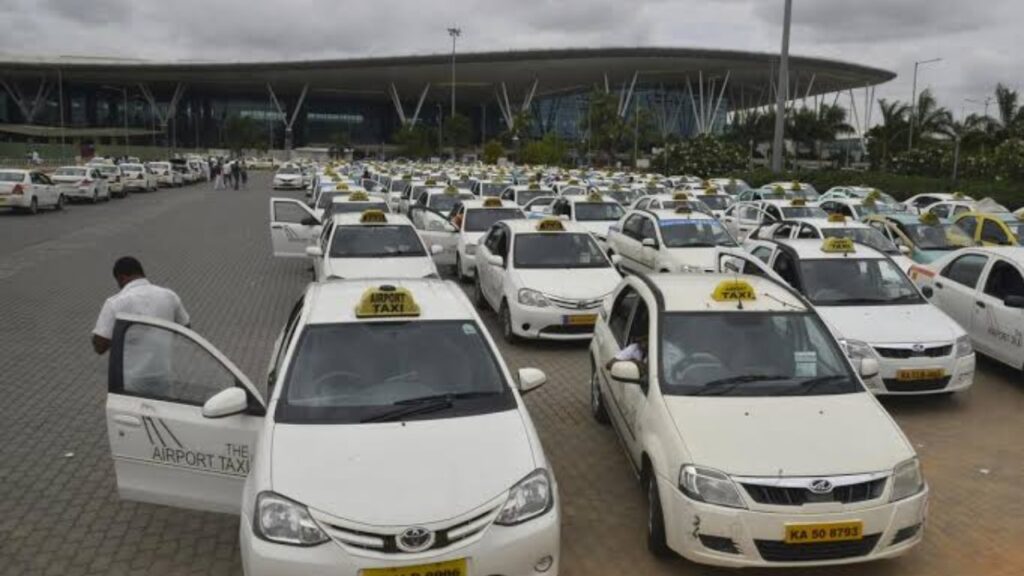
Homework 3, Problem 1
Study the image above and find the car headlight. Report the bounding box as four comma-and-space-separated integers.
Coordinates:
495, 469, 553, 526
842, 338, 876, 362
955, 335, 973, 357
253, 492, 329, 546
678, 465, 747, 509
890, 458, 925, 502
518, 288, 550, 308
465, 243, 477, 255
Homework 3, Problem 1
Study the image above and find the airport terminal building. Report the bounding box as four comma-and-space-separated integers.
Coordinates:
0, 48, 894, 152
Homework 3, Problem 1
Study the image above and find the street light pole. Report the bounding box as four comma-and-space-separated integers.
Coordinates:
447, 27, 461, 118
908, 57, 942, 150
771, 0, 792, 174
122, 87, 130, 157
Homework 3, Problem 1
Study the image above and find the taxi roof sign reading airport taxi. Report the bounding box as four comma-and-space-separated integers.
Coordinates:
483, 197, 503, 207
355, 285, 421, 318
348, 191, 369, 201
712, 280, 757, 302
828, 213, 847, 223
360, 210, 388, 224
536, 218, 565, 232
822, 237, 856, 253
791, 198, 807, 206
673, 192, 690, 200
586, 191, 604, 202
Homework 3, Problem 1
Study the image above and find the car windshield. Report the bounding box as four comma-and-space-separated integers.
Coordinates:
660, 200, 711, 214
821, 228, 900, 255
799, 258, 923, 306
55, 168, 87, 177
856, 203, 898, 216
389, 180, 408, 192
329, 225, 426, 258
781, 206, 827, 219
464, 208, 524, 232
659, 218, 737, 248
515, 190, 550, 206
277, 321, 513, 423
575, 202, 625, 222
329, 202, 388, 215
121, 165, 143, 172
659, 312, 860, 397
901, 223, 975, 250
480, 183, 506, 197
279, 167, 300, 175
560, 186, 586, 196
513, 233, 609, 269
426, 194, 465, 213
696, 196, 732, 210
0, 171, 23, 182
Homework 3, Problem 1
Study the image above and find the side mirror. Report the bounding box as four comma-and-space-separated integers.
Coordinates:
641, 238, 658, 249
431, 244, 444, 255
300, 216, 319, 226
202, 387, 249, 419
610, 360, 642, 384
921, 286, 934, 299
859, 358, 880, 380
1004, 295, 1024, 309
305, 245, 323, 258
899, 244, 912, 255
487, 254, 504, 267
610, 254, 623, 266
517, 368, 547, 395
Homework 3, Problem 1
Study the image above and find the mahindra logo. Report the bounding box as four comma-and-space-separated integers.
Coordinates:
912, 344, 926, 353
396, 527, 434, 553
808, 479, 834, 494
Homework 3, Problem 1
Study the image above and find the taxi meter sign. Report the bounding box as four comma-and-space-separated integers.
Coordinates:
712, 280, 757, 302
356, 286, 421, 318
822, 237, 856, 253
483, 197, 503, 207
586, 191, 604, 202
348, 191, 369, 201
536, 218, 565, 232
360, 210, 388, 224
673, 192, 691, 200
827, 213, 847, 223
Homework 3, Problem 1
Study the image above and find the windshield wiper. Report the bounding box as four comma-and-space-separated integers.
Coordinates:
361, 398, 454, 423
820, 297, 892, 305
785, 375, 850, 395
691, 374, 790, 396
394, 391, 502, 405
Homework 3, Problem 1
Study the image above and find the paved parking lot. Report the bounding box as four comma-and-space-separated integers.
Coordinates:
0, 173, 1021, 576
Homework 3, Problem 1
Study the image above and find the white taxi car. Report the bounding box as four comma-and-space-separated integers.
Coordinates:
51, 165, 110, 203
743, 237, 975, 395
450, 198, 525, 282
589, 273, 927, 567
324, 192, 389, 220
908, 247, 1024, 373
273, 165, 306, 190
0, 168, 63, 213
306, 210, 441, 281
548, 193, 626, 245
500, 184, 556, 208
120, 163, 158, 193
473, 218, 621, 341
105, 280, 559, 576
607, 208, 739, 274
722, 200, 827, 241
751, 216, 915, 272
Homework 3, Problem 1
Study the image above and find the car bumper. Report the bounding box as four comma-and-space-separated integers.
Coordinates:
0, 195, 31, 208
61, 187, 94, 198
123, 180, 148, 191
866, 353, 974, 396
509, 303, 600, 341
156, 175, 174, 185
660, 475, 928, 568
274, 180, 304, 189
240, 507, 560, 576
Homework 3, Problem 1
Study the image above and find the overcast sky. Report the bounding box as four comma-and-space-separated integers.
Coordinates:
2, 0, 1020, 122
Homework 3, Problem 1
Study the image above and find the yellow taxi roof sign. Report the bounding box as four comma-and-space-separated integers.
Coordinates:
482, 197, 503, 207
355, 285, 421, 319
425, 178, 438, 185
791, 198, 807, 206
359, 209, 388, 224
822, 237, 856, 253
348, 191, 369, 201
919, 212, 941, 225
528, 183, 541, 190
827, 213, 846, 223
673, 192, 690, 200
586, 191, 604, 202
338, 183, 349, 190
712, 280, 757, 303
704, 186, 718, 195
536, 218, 565, 232
568, 179, 580, 185
444, 186, 459, 195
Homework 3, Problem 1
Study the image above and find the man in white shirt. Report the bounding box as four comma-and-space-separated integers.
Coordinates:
92, 257, 190, 355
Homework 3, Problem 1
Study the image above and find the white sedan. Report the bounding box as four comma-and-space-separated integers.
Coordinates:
909, 246, 1024, 372
50, 166, 110, 203
0, 169, 64, 213
104, 280, 560, 576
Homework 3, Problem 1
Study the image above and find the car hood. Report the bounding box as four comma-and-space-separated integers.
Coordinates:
271, 411, 535, 525
575, 221, 617, 237
51, 175, 85, 183
663, 247, 718, 270
325, 257, 437, 279
817, 303, 961, 344
664, 394, 913, 476
516, 268, 621, 300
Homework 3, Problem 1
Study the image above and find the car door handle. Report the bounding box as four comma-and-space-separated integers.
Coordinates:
976, 301, 986, 309
113, 415, 142, 428
270, 224, 283, 229
934, 281, 944, 289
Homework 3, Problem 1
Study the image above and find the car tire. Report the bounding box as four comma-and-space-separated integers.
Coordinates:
54, 195, 65, 211
28, 197, 38, 215
591, 360, 610, 425
500, 301, 519, 343
472, 275, 486, 309
647, 471, 672, 558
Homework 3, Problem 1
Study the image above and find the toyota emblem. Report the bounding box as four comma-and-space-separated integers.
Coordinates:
808, 479, 834, 494
396, 527, 435, 553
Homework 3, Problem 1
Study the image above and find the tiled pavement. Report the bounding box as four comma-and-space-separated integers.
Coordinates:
0, 174, 1021, 576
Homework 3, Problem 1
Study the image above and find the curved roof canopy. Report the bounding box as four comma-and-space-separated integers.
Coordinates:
0, 47, 894, 104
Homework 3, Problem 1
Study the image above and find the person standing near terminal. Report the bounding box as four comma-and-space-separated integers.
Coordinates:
231, 160, 241, 190
92, 257, 191, 356
240, 160, 248, 189
213, 161, 224, 190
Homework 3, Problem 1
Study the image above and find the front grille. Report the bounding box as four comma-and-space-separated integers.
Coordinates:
742, 478, 886, 506
323, 507, 497, 555
545, 294, 604, 310
883, 376, 950, 392
755, 534, 881, 562
699, 534, 740, 554
874, 345, 952, 359
540, 324, 595, 336
891, 524, 922, 546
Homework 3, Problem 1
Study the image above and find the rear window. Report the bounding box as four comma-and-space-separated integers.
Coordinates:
55, 168, 87, 177
0, 172, 24, 182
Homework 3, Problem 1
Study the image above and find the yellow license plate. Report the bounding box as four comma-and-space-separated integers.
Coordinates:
362, 558, 466, 576
785, 521, 864, 544
897, 368, 945, 381
564, 314, 597, 326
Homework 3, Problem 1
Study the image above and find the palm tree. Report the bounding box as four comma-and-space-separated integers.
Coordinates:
992, 83, 1024, 141
912, 89, 953, 141
866, 99, 910, 168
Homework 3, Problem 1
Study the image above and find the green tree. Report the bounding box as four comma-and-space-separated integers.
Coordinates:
392, 125, 437, 158
482, 139, 504, 164
866, 99, 910, 169
992, 83, 1024, 141
223, 115, 262, 153
520, 133, 568, 166
911, 89, 953, 142
443, 113, 473, 151
330, 131, 351, 159
586, 90, 628, 165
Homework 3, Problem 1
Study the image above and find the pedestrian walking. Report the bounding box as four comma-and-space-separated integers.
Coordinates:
92, 256, 191, 356
213, 161, 225, 190
240, 161, 248, 189
231, 160, 241, 190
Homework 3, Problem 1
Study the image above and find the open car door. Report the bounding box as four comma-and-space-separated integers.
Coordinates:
270, 198, 319, 257
713, 246, 784, 283
408, 206, 459, 266
106, 314, 265, 515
